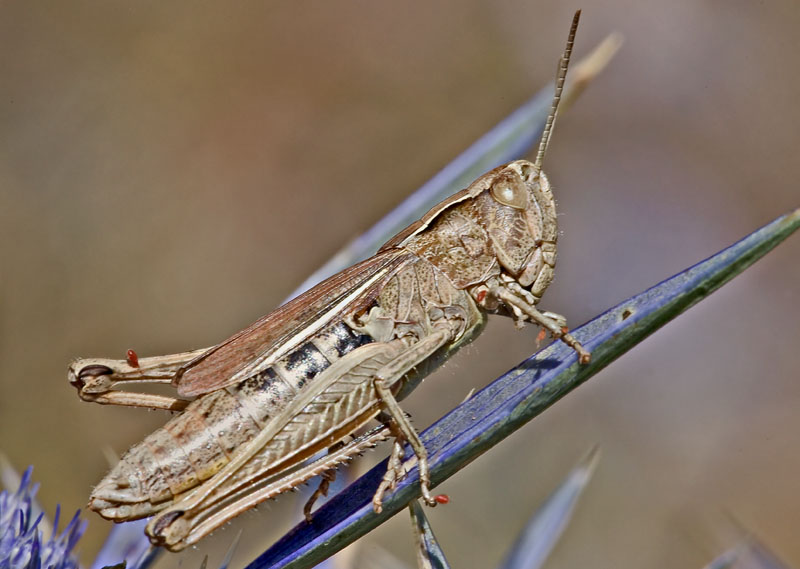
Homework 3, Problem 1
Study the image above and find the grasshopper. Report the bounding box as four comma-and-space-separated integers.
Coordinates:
68, 11, 590, 552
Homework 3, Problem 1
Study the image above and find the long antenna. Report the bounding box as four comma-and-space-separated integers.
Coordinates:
534, 9, 581, 172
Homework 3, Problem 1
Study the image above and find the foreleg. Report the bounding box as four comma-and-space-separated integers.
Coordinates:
492, 285, 591, 364
372, 327, 454, 511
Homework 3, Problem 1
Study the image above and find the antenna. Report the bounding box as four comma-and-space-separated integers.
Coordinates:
534, 10, 581, 172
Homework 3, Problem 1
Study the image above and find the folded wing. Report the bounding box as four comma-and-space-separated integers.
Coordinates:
174, 249, 416, 397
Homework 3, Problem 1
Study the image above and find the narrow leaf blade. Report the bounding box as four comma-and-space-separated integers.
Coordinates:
703, 537, 795, 569
409, 501, 452, 569
497, 447, 600, 569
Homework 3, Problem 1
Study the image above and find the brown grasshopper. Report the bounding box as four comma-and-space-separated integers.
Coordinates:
68, 11, 590, 552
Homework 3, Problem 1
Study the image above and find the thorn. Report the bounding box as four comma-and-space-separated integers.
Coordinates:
460, 388, 476, 404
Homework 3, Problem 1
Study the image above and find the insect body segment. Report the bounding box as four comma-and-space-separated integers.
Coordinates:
69, 11, 590, 551
88, 321, 374, 519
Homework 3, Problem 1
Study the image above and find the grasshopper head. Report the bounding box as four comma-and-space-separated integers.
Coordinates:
479, 160, 558, 298
394, 160, 559, 301
472, 8, 580, 300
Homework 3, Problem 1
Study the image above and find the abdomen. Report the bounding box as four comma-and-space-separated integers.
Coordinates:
89, 321, 373, 520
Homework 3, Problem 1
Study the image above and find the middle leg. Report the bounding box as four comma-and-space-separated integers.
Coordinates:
372, 326, 455, 510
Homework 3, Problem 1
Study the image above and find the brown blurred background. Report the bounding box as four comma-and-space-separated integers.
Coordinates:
1, 2, 799, 568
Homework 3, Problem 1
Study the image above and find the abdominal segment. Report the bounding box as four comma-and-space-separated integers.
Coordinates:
89, 321, 372, 521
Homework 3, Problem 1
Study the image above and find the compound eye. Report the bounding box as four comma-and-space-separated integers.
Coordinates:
490, 171, 528, 209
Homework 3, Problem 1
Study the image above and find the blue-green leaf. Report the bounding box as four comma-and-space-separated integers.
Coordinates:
497, 447, 599, 569
703, 537, 794, 569
409, 501, 451, 569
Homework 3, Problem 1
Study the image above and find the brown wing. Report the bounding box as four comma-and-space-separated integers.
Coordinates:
173, 248, 416, 397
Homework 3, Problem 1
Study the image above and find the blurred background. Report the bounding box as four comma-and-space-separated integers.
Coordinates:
1, 1, 799, 568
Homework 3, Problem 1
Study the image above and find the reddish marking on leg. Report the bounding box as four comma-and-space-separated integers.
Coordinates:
126, 349, 140, 368
536, 328, 547, 347
434, 494, 450, 505
476, 290, 487, 303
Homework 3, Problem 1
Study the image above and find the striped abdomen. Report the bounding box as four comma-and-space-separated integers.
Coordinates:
90, 321, 372, 519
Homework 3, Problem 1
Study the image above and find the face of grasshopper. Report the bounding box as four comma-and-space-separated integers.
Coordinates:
396, 159, 559, 309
